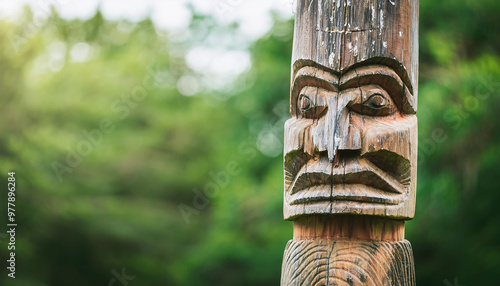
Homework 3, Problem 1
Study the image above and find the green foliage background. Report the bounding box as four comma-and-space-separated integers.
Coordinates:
1, 1, 500, 285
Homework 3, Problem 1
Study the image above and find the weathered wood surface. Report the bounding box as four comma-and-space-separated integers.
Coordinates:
291, 0, 419, 93
284, 0, 419, 220
281, 0, 418, 284
281, 239, 415, 286
293, 216, 405, 242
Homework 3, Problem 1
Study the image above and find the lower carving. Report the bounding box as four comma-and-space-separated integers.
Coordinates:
281, 239, 415, 286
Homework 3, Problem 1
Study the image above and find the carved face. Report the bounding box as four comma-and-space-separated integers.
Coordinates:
284, 61, 417, 220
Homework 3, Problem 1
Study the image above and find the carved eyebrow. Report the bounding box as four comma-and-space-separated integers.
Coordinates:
290, 66, 339, 117
292, 66, 339, 92
340, 65, 416, 114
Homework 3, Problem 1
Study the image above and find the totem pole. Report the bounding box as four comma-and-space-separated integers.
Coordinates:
281, 0, 418, 285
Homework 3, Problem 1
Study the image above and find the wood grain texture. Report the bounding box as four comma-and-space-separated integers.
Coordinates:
293, 215, 405, 242
281, 0, 419, 284
281, 239, 415, 286
291, 0, 419, 100
284, 0, 419, 220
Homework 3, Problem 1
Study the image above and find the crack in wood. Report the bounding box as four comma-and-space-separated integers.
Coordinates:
317, 27, 381, 34
282, 0, 419, 284
281, 239, 416, 286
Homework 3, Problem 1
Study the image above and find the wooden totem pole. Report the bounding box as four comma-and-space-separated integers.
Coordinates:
281, 0, 418, 285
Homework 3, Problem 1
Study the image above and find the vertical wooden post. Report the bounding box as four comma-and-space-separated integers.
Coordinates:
281, 0, 418, 285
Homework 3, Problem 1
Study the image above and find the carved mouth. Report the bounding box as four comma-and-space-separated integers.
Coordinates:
287, 156, 406, 205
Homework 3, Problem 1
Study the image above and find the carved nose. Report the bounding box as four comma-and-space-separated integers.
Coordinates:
325, 97, 361, 162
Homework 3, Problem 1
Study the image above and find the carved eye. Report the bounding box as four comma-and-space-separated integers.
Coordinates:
297, 87, 328, 118
364, 94, 387, 109
299, 95, 312, 113
348, 85, 397, 116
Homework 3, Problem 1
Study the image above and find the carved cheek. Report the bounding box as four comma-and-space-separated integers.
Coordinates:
284, 118, 316, 156
358, 115, 417, 163
310, 117, 327, 154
